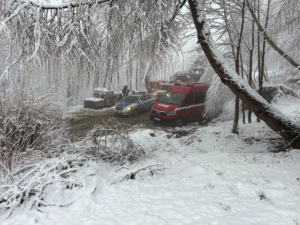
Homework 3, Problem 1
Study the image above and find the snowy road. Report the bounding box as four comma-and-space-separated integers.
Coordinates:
67, 106, 155, 138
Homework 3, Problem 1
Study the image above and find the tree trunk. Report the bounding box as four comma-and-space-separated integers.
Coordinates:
188, 0, 300, 148
257, 0, 261, 123
248, 0, 255, 124
261, 0, 271, 87
240, 51, 245, 124
223, 0, 245, 134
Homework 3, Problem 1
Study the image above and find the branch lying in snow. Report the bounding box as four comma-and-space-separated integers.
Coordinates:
0, 153, 84, 217
0, 117, 147, 217
109, 164, 166, 185
83, 118, 146, 165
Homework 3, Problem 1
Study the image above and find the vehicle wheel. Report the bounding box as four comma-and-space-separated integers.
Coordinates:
132, 108, 138, 117
173, 117, 184, 127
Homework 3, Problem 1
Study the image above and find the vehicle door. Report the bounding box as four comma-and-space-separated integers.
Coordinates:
181, 94, 193, 121
137, 95, 147, 111
144, 94, 154, 110
194, 91, 206, 119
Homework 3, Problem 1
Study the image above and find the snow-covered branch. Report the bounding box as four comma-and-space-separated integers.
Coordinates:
83, 118, 146, 165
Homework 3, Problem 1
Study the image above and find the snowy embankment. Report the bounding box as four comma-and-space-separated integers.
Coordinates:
1, 99, 300, 225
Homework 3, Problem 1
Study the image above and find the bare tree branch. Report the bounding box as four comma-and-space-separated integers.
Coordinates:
245, 0, 300, 70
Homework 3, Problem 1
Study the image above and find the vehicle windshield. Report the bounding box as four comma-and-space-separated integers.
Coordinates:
159, 92, 186, 105
121, 95, 140, 103
159, 85, 172, 91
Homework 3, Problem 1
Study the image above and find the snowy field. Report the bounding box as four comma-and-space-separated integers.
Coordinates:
1, 98, 300, 225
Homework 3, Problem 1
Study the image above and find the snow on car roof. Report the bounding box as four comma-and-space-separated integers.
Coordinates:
130, 91, 147, 95
85, 97, 104, 102
94, 87, 112, 92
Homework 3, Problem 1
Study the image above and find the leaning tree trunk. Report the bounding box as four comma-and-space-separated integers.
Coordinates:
188, 0, 300, 148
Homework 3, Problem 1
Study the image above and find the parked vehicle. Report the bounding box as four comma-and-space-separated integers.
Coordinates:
152, 83, 174, 101
84, 88, 116, 109
113, 91, 155, 116
146, 81, 164, 93
150, 83, 209, 126
173, 71, 198, 83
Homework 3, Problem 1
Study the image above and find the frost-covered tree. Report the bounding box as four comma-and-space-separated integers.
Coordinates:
188, 0, 300, 148
0, 0, 191, 103
188, 46, 209, 81
246, 0, 300, 72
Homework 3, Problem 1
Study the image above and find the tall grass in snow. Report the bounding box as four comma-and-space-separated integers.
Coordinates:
0, 76, 67, 179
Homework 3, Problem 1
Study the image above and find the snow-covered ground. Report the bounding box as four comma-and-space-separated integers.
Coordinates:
1, 98, 300, 225
63, 105, 113, 122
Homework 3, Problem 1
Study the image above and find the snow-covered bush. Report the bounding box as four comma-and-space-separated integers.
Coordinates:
271, 84, 299, 103
204, 74, 234, 118
83, 118, 145, 165
0, 77, 67, 177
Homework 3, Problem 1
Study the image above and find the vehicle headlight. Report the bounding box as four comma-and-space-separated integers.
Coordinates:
113, 106, 115, 109
167, 111, 176, 116
153, 93, 156, 96
126, 107, 131, 110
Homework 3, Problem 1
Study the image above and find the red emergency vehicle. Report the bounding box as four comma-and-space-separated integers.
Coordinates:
147, 81, 164, 93
150, 83, 209, 126
173, 71, 197, 82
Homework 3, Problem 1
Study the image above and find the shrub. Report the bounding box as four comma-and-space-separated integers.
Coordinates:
0, 77, 67, 178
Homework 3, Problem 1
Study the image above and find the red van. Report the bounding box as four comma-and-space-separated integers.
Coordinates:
150, 83, 209, 126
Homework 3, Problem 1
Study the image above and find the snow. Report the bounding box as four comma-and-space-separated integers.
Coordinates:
84, 97, 104, 102
1, 97, 300, 224
94, 87, 111, 92
63, 105, 113, 122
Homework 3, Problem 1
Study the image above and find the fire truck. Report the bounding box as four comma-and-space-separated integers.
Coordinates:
173, 71, 197, 82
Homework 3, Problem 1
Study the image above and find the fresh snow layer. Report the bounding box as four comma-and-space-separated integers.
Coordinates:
84, 97, 104, 102
94, 87, 111, 92
63, 105, 113, 122
1, 98, 300, 225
